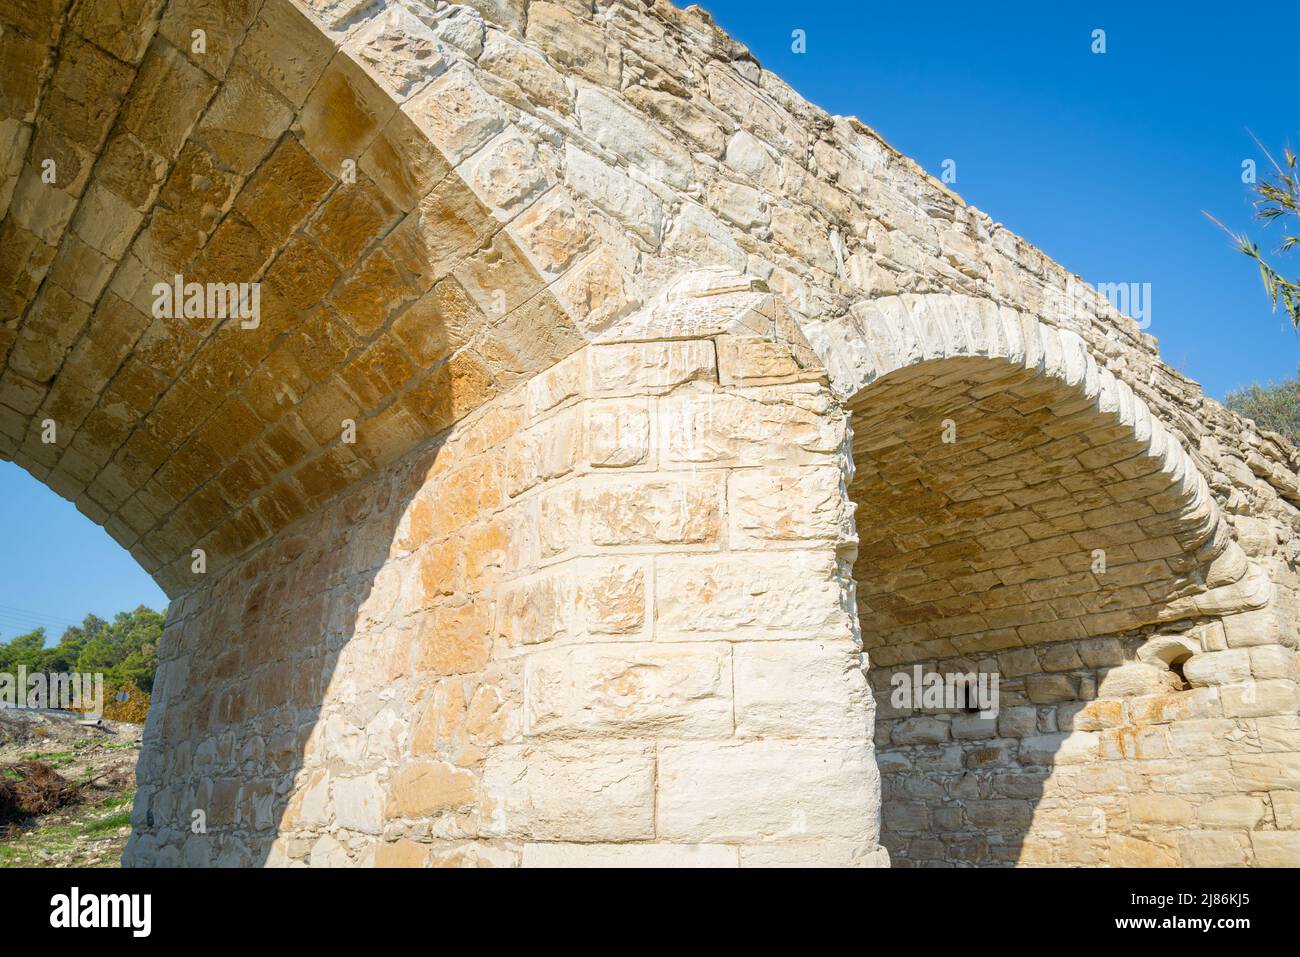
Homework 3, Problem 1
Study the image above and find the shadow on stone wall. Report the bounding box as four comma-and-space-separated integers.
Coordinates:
126, 407, 463, 866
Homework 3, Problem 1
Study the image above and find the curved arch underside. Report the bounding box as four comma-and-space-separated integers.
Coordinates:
846, 299, 1261, 666
0, 0, 582, 596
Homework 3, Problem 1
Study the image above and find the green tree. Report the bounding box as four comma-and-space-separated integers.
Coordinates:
0, 629, 46, 671
1210, 138, 1300, 327
0, 606, 164, 692
74, 606, 163, 692
1224, 371, 1300, 444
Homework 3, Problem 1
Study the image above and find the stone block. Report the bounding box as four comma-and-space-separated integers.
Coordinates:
524, 643, 733, 738
734, 641, 869, 738
479, 742, 654, 842
658, 740, 878, 844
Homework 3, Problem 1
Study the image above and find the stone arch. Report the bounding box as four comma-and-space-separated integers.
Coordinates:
0, 0, 642, 866
0, 0, 620, 599
837, 294, 1274, 866
4, 0, 1295, 868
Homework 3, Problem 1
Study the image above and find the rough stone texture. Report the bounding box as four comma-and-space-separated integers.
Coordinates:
874, 624, 1300, 866
1, 0, 1296, 867
123, 298, 877, 867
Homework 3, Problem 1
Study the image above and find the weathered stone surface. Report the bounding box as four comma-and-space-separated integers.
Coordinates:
734, 641, 868, 738
480, 742, 655, 842
524, 644, 732, 738
4, 0, 1291, 872
658, 740, 879, 844
656, 552, 850, 639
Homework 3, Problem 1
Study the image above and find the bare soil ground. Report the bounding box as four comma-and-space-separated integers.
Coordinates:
0, 709, 141, 867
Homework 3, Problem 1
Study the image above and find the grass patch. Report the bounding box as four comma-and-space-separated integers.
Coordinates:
84, 810, 131, 835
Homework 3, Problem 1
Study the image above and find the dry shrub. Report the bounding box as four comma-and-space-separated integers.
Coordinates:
102, 685, 150, 724
69, 684, 151, 723
0, 761, 82, 827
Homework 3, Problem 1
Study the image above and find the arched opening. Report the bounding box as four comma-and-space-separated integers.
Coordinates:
0, 459, 167, 862
1, 0, 594, 866
841, 299, 1262, 866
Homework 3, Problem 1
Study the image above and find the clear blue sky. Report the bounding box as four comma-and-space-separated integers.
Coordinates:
0, 0, 1295, 642
0, 462, 168, 643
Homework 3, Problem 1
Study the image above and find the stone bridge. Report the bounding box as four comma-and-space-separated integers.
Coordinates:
2, 0, 1298, 866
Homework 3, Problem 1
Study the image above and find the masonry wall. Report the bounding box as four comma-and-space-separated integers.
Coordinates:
126, 323, 886, 867
7, 0, 1299, 868
872, 602, 1300, 867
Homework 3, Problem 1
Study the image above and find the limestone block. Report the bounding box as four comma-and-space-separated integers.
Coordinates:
716, 335, 808, 385
723, 130, 777, 187
551, 247, 633, 334
496, 570, 573, 646
734, 641, 869, 738
576, 559, 646, 636
70, 184, 143, 260
587, 340, 714, 394
951, 714, 998, 739
1252, 832, 1300, 867
241, 0, 334, 107
575, 87, 693, 190
564, 143, 664, 246
1249, 644, 1299, 680
158, 0, 259, 78
1107, 834, 1177, 867
121, 39, 217, 159
479, 28, 570, 111
524, 2, 621, 87
1024, 674, 1078, 703
740, 843, 889, 868
1231, 753, 1300, 791
658, 739, 878, 844
297, 53, 396, 174
1020, 731, 1099, 765
585, 473, 723, 546
373, 838, 431, 868
427, 842, 520, 868
1223, 605, 1291, 649
996, 705, 1037, 738
662, 202, 747, 273
359, 109, 453, 211
523, 643, 733, 738
1183, 649, 1252, 687
453, 230, 547, 319
385, 760, 477, 818
30, 41, 119, 152
192, 66, 294, 175
891, 716, 949, 745
1198, 795, 1267, 828
1130, 794, 1195, 825
96, 132, 168, 213
524, 351, 584, 417
480, 742, 655, 841
331, 773, 384, 834
1221, 679, 1300, 718
583, 399, 650, 467
1096, 663, 1176, 697
308, 834, 351, 867
461, 126, 549, 217
1271, 790, 1300, 829
1179, 831, 1251, 867
656, 551, 850, 640
659, 390, 843, 466
405, 62, 505, 166
728, 466, 851, 547
344, 3, 448, 100
509, 189, 598, 279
